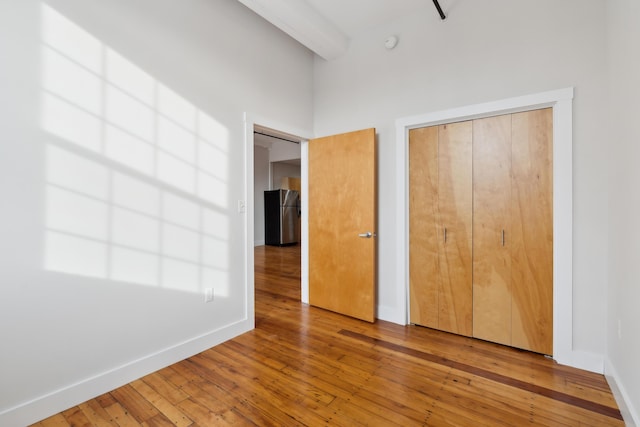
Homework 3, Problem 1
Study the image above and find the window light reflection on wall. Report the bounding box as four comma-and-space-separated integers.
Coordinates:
40, 4, 231, 298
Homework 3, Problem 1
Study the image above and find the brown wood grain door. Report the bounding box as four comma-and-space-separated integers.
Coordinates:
511, 108, 553, 355
411, 109, 553, 354
308, 128, 376, 322
409, 126, 439, 328
473, 114, 513, 346
409, 122, 472, 336
473, 109, 553, 354
437, 122, 473, 336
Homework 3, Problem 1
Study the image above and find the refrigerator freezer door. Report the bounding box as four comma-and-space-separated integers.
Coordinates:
281, 206, 298, 244
264, 190, 281, 245
281, 189, 299, 207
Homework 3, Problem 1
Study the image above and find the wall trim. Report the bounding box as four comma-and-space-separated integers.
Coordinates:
568, 350, 604, 373
377, 304, 406, 325
606, 359, 640, 426
394, 88, 577, 368
0, 319, 252, 427
300, 139, 310, 304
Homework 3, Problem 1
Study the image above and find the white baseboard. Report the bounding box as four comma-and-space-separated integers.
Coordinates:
254, 240, 265, 246
563, 349, 604, 374
377, 304, 407, 325
605, 359, 639, 427
0, 319, 253, 427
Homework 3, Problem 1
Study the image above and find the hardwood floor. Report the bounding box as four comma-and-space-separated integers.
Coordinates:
34, 244, 623, 426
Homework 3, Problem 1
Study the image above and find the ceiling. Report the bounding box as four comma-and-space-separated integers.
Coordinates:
304, 0, 428, 39
244, 0, 439, 159
237, 0, 433, 60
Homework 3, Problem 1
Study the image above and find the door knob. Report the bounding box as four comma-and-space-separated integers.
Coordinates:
358, 232, 373, 238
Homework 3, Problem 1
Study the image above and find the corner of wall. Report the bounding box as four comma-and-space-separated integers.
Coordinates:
605, 358, 640, 427
561, 349, 604, 374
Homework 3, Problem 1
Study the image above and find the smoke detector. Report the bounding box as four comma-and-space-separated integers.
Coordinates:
384, 35, 398, 50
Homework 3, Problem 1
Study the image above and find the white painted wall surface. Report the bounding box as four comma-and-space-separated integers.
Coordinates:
271, 162, 301, 190
269, 139, 302, 162
606, 0, 640, 424
0, 0, 312, 425
313, 0, 609, 360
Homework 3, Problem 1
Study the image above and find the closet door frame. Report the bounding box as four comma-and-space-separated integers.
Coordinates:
395, 88, 575, 368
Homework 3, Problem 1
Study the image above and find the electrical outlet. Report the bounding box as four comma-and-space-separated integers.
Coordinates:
204, 288, 214, 303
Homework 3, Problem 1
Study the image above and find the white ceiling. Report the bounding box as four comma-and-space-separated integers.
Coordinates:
237, 0, 433, 60
305, 0, 428, 39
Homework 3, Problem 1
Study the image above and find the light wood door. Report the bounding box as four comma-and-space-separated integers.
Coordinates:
410, 109, 553, 354
473, 114, 513, 346
409, 122, 472, 336
308, 128, 376, 322
437, 122, 473, 336
409, 126, 439, 328
511, 108, 553, 354
472, 109, 553, 354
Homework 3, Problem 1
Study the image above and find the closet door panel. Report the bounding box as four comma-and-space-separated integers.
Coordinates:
473, 115, 512, 346
511, 108, 553, 354
409, 126, 440, 328
438, 122, 473, 336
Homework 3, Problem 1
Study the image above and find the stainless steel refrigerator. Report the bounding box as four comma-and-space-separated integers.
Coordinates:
264, 189, 300, 246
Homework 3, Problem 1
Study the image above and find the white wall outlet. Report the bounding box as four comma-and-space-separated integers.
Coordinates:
204, 288, 214, 303
238, 199, 246, 213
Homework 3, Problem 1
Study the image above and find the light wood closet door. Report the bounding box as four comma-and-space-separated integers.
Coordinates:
409, 126, 439, 328
511, 108, 553, 355
409, 122, 473, 337
472, 109, 553, 355
410, 109, 552, 354
438, 122, 473, 336
472, 115, 512, 346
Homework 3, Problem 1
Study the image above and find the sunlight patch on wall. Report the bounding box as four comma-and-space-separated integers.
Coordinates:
40, 4, 232, 298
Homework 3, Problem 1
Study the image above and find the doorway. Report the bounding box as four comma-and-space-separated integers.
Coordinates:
253, 126, 302, 248
245, 114, 311, 322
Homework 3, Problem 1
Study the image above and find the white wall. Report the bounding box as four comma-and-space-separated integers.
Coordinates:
269, 139, 302, 162
313, 0, 609, 360
272, 162, 301, 189
606, 0, 640, 423
0, 0, 313, 425
254, 145, 270, 246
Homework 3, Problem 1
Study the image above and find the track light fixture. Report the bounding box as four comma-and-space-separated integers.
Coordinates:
432, 0, 446, 20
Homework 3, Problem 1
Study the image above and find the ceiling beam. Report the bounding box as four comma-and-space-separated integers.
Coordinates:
237, 0, 349, 60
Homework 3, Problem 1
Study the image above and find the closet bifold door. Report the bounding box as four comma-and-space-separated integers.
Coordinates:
438, 122, 473, 336
472, 109, 553, 355
411, 110, 552, 352
511, 108, 553, 355
472, 114, 513, 347
409, 122, 472, 337
409, 126, 439, 329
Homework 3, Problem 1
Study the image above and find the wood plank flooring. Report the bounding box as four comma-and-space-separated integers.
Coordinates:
34, 244, 623, 426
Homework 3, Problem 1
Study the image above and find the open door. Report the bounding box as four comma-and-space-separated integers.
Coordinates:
308, 128, 377, 322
